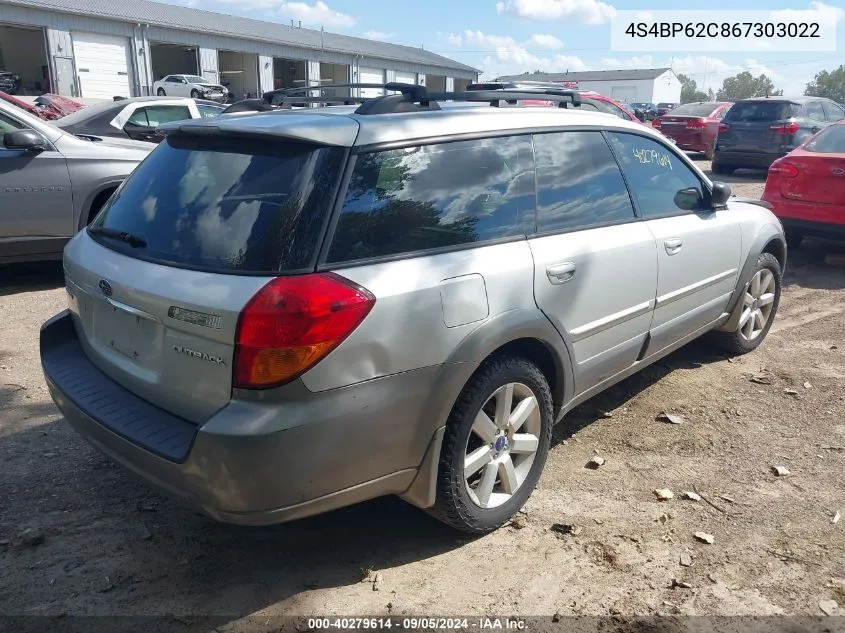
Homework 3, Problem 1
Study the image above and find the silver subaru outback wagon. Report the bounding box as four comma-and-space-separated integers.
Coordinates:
40, 85, 786, 534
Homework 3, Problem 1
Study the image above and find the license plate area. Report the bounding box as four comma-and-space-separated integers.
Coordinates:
94, 302, 140, 359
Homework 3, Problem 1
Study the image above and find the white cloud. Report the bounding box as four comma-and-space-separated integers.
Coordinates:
526, 33, 564, 49
497, 0, 617, 25
438, 31, 464, 47
278, 1, 356, 28
600, 55, 654, 69
364, 30, 394, 41
770, 1, 844, 25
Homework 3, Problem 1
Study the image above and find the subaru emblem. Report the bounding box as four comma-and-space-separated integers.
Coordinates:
832, 167, 844, 176
98, 279, 113, 297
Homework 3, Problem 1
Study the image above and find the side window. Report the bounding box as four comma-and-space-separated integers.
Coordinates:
607, 132, 708, 218
0, 112, 24, 148
533, 131, 635, 233
326, 135, 535, 264
806, 101, 826, 121
823, 101, 845, 122
144, 106, 192, 126
126, 108, 150, 126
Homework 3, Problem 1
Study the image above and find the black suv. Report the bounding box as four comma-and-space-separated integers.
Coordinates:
713, 96, 845, 174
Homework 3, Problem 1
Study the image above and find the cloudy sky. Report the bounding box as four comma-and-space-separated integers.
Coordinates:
168, 0, 844, 94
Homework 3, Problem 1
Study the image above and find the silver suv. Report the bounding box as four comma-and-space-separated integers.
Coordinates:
40, 85, 786, 534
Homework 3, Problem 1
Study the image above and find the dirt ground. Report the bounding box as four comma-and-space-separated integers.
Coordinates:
1, 159, 843, 628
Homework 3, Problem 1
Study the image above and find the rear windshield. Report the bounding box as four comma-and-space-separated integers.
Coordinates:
88, 135, 345, 274
724, 101, 800, 122
804, 124, 845, 153
669, 103, 721, 117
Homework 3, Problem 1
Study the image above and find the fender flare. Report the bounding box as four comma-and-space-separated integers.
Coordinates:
400, 307, 575, 509
715, 222, 786, 333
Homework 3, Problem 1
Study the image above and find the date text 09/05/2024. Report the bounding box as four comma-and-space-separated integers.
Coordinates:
307, 618, 528, 630
624, 22, 820, 39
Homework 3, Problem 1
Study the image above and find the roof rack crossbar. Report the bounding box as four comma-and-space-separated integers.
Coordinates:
354, 86, 582, 114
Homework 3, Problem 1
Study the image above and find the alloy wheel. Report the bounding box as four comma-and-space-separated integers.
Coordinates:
739, 269, 777, 341
463, 382, 542, 509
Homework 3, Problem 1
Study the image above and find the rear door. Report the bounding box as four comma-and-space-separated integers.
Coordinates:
62, 133, 348, 423
607, 131, 741, 353
528, 130, 658, 395
719, 100, 800, 154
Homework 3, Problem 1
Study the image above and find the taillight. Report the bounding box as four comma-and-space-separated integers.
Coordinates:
234, 273, 376, 389
651, 118, 661, 128
770, 121, 800, 135
718, 123, 731, 132
769, 160, 799, 178
686, 119, 706, 129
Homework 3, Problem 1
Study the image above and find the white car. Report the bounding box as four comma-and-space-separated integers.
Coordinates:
153, 74, 228, 102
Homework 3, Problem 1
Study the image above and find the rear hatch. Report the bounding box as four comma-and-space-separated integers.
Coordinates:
719, 100, 801, 153
63, 132, 348, 423
779, 125, 845, 207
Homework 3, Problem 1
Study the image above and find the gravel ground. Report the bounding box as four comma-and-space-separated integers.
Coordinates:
1, 158, 843, 629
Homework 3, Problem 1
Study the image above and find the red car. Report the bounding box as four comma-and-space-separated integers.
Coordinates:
652, 101, 732, 159
761, 121, 845, 249
0, 90, 84, 120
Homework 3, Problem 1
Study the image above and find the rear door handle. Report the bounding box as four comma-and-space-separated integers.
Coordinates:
546, 262, 576, 285
665, 238, 683, 255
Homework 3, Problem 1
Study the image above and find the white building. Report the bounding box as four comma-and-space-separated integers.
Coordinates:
497, 68, 682, 104
0, 0, 478, 101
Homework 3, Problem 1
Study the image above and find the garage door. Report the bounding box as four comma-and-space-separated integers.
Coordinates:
610, 86, 637, 103
72, 32, 133, 100
359, 67, 384, 98
395, 71, 416, 85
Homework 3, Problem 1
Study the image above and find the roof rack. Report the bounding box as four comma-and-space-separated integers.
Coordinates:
354, 85, 582, 115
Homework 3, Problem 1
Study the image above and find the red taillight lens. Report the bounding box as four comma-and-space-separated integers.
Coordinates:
769, 160, 799, 178
718, 123, 730, 132
651, 118, 661, 128
770, 121, 800, 135
234, 273, 376, 389
686, 119, 706, 129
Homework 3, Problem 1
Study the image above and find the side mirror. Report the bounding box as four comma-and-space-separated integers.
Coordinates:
710, 181, 732, 208
674, 186, 704, 211
5, 129, 48, 152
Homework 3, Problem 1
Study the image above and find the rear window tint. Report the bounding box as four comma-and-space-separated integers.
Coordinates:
669, 103, 722, 117
804, 124, 845, 153
724, 101, 800, 122
327, 136, 535, 264
89, 135, 345, 273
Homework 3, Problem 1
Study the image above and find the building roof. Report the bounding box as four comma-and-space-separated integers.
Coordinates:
3, 0, 479, 74
496, 68, 673, 83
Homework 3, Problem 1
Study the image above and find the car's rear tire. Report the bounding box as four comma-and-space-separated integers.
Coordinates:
156, 88, 166, 96
710, 253, 782, 355
190, 89, 200, 99
429, 355, 553, 534
712, 160, 735, 175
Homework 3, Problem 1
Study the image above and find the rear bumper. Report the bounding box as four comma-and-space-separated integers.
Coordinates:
713, 150, 784, 169
776, 217, 845, 240
762, 195, 845, 238
40, 311, 443, 525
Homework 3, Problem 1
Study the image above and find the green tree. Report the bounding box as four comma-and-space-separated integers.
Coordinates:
805, 65, 845, 102
717, 71, 781, 101
677, 73, 709, 103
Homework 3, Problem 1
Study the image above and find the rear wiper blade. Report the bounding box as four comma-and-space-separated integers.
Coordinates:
88, 227, 147, 248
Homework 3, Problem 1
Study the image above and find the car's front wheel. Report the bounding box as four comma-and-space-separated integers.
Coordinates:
430, 355, 553, 534
190, 89, 200, 99
156, 88, 166, 96
711, 253, 782, 355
